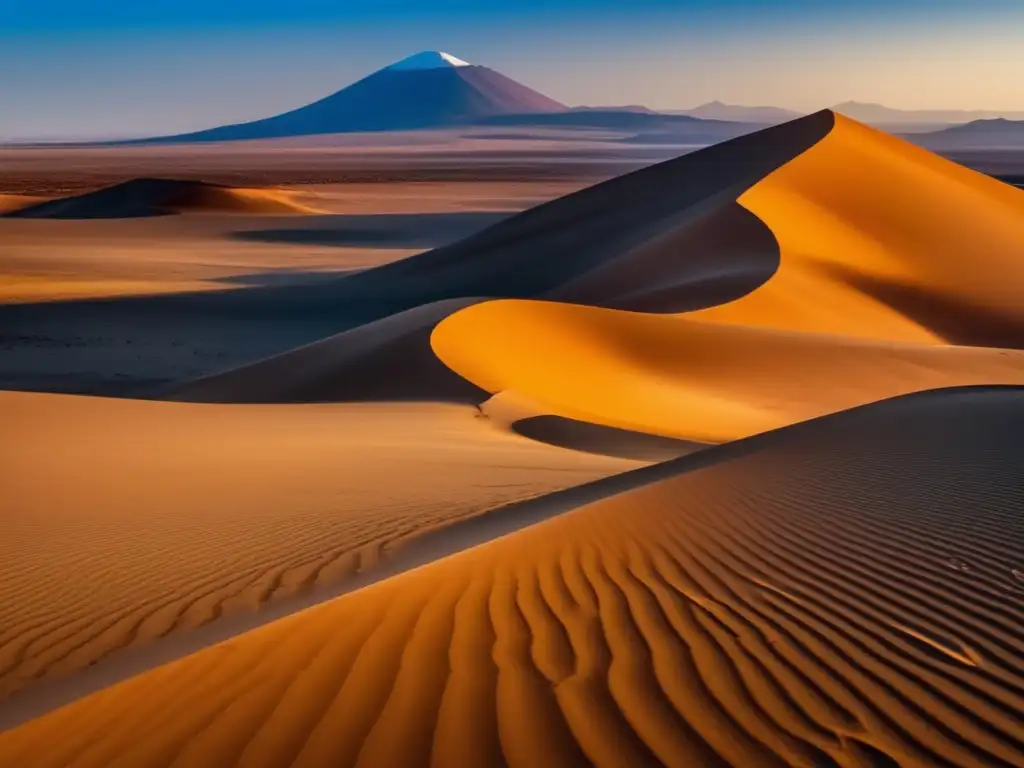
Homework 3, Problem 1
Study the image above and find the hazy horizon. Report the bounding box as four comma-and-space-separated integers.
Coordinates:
3, 0, 1024, 140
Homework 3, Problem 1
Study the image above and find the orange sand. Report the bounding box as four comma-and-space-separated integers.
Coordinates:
2, 388, 1022, 767
0, 392, 633, 699
432, 299, 1024, 442
692, 115, 1024, 346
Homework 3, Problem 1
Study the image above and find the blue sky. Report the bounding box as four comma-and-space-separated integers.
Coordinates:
3, 1, 1023, 139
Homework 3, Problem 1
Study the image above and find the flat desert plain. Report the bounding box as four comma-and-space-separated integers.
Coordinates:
2, 115, 1024, 767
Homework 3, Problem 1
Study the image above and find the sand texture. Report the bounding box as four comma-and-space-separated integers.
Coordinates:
2, 388, 1022, 766
0, 392, 633, 704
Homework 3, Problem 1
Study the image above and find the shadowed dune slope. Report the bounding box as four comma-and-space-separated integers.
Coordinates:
431, 299, 1024, 442
170, 112, 1024, 421
3, 387, 1023, 767
692, 114, 1024, 347
0, 392, 634, 703
7, 179, 319, 219
170, 299, 488, 403
331, 111, 835, 309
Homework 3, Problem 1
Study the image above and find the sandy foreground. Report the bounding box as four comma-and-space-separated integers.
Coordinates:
2, 388, 1023, 766
2, 114, 1024, 766
0, 393, 635, 708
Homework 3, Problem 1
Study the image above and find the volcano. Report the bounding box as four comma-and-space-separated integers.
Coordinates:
142, 51, 566, 143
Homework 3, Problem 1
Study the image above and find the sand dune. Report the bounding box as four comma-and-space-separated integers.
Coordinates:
431, 298, 1024, 442
333, 110, 1023, 337
692, 114, 1024, 346
0, 391, 634, 703
336, 112, 833, 307
545, 202, 779, 313
7, 178, 319, 219
3, 387, 1022, 766
170, 112, 1024, 444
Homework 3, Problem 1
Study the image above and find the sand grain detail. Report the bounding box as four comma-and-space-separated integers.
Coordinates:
2, 388, 1023, 767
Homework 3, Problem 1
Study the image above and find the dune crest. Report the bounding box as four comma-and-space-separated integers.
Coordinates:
692, 114, 1024, 346
7, 178, 320, 219
2, 388, 1023, 766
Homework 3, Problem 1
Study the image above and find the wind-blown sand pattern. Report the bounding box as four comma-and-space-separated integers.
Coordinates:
2, 388, 1023, 767
0, 392, 633, 700
4, 110, 1024, 765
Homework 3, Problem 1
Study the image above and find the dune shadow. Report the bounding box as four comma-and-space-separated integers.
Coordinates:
231, 212, 510, 249
211, 269, 362, 288
512, 416, 707, 461
824, 264, 1024, 349
5, 211, 177, 221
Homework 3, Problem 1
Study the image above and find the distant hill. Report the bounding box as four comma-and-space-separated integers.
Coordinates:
134, 51, 566, 143
569, 105, 657, 114
832, 101, 1024, 128
476, 110, 760, 144
915, 118, 1024, 150
673, 101, 803, 123
6, 179, 318, 218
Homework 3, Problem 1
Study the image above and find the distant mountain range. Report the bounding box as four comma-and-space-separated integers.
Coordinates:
121, 52, 1024, 148
832, 101, 1024, 127
671, 101, 803, 123
915, 118, 1024, 150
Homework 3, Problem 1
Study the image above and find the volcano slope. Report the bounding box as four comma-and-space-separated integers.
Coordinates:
2, 387, 1024, 767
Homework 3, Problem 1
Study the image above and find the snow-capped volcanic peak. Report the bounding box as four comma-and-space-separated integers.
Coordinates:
385, 51, 472, 71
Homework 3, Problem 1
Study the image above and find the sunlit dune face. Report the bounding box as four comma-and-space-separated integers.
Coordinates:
431, 298, 1024, 443
692, 115, 1024, 345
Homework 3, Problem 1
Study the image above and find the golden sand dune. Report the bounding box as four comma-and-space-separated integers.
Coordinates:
0, 195, 43, 214
431, 298, 1024, 442
169, 113, 1024, 434
0, 391, 633, 703
7, 178, 319, 219
337, 111, 1023, 340
3, 387, 1022, 767
692, 114, 1024, 346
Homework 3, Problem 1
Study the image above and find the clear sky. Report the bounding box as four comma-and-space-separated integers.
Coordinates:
3, 0, 1023, 139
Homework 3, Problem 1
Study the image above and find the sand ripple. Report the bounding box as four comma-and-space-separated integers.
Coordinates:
2, 388, 1022, 767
